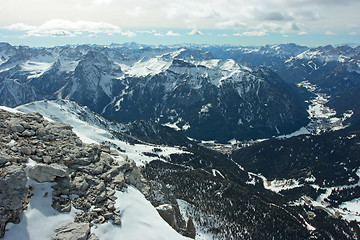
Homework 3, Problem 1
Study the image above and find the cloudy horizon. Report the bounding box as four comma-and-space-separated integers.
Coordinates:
1, 0, 359, 47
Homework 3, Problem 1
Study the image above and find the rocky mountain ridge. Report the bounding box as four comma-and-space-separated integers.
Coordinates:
0, 108, 155, 239
0, 42, 310, 142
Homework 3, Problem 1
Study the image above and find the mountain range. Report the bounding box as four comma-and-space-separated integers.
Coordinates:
1, 42, 360, 239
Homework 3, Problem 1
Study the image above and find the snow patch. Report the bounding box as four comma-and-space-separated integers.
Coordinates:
92, 186, 189, 240
4, 179, 79, 240
21, 61, 52, 79
212, 169, 225, 179
247, 172, 303, 193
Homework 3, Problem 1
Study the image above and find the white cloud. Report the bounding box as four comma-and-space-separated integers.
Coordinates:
216, 20, 247, 29
349, 23, 360, 30
137, 30, 157, 34
126, 7, 146, 17
166, 30, 181, 36
253, 21, 301, 34
122, 31, 137, 37
282, 34, 289, 37
243, 31, 268, 37
186, 29, 204, 35
5, 19, 136, 37
298, 31, 309, 35
348, 31, 358, 36
325, 31, 336, 36
154, 33, 164, 37
1, 0, 360, 37
234, 31, 268, 37
253, 10, 294, 21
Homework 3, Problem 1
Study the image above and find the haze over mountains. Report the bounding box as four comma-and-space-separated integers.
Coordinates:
1, 42, 360, 239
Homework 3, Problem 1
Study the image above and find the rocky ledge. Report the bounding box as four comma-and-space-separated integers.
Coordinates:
0, 109, 149, 239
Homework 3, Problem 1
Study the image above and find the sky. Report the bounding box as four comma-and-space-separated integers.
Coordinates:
0, 0, 359, 47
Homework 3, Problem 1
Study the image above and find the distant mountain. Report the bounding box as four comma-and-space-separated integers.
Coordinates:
201, 43, 360, 128
0, 42, 309, 142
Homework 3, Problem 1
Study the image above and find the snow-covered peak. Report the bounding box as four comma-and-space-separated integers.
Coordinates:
124, 57, 172, 77
292, 45, 360, 63
165, 58, 258, 87
247, 43, 309, 59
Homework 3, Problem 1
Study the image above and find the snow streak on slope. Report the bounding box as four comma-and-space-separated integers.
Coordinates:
16, 100, 189, 167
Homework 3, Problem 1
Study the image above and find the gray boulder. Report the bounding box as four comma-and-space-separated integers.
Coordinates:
0, 153, 12, 166
28, 163, 69, 182
51, 222, 90, 240
7, 119, 25, 133
0, 165, 28, 238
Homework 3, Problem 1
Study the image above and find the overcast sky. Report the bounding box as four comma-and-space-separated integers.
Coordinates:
0, 0, 359, 46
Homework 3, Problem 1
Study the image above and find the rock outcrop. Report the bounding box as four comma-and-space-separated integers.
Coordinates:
0, 165, 29, 238
27, 163, 68, 182
0, 109, 149, 239
51, 222, 91, 240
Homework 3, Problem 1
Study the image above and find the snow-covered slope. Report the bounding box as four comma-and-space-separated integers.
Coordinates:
16, 100, 189, 166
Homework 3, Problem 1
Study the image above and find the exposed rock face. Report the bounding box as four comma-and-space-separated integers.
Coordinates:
147, 180, 188, 235
184, 217, 196, 239
0, 109, 149, 238
156, 204, 176, 228
0, 165, 28, 238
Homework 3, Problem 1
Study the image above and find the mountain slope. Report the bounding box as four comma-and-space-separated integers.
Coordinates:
102, 58, 309, 142
10, 100, 358, 239
0, 43, 310, 142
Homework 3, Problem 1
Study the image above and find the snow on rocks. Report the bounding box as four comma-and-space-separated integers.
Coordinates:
0, 108, 153, 239
92, 186, 190, 240
0, 165, 29, 238
16, 99, 190, 167
27, 163, 68, 183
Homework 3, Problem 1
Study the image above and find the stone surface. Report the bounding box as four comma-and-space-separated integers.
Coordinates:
184, 217, 196, 239
51, 222, 90, 240
0, 165, 28, 238
0, 108, 151, 236
28, 163, 69, 182
156, 204, 176, 228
